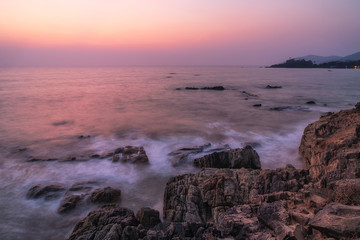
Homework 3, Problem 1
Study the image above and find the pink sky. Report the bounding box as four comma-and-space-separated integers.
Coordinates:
0, 0, 359, 66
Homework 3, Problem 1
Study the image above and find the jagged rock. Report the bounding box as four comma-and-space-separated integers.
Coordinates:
90, 187, 121, 204
58, 194, 84, 213
26, 184, 66, 200
113, 146, 149, 164
309, 203, 360, 238
299, 102, 360, 187
136, 207, 161, 229
68, 205, 139, 240
193, 145, 261, 169
327, 178, 360, 205
163, 167, 309, 224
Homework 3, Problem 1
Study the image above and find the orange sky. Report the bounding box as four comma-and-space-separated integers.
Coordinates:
0, 0, 359, 65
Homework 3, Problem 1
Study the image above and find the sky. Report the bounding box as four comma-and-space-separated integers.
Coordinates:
0, 0, 359, 66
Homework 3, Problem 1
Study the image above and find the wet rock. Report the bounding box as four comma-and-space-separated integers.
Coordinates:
202, 86, 225, 90
113, 146, 149, 164
68, 205, 138, 240
182, 86, 225, 91
168, 143, 212, 166
309, 203, 360, 238
253, 104, 262, 107
306, 100, 316, 104
90, 187, 121, 204
78, 135, 91, 139
265, 85, 282, 89
52, 120, 73, 126
136, 207, 161, 229
193, 145, 261, 169
26, 184, 66, 200
58, 194, 84, 213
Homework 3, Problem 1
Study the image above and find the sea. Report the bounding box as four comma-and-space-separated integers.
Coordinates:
0, 66, 359, 239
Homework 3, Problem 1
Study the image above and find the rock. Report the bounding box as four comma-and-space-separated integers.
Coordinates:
68, 205, 139, 240
193, 145, 261, 169
90, 187, 121, 204
299, 101, 360, 187
136, 207, 161, 229
183, 86, 225, 91
327, 178, 360, 205
201, 86, 225, 90
168, 143, 212, 166
26, 184, 66, 200
253, 104, 262, 107
113, 146, 149, 164
58, 194, 84, 213
265, 85, 282, 89
163, 167, 309, 224
78, 135, 91, 139
309, 203, 360, 238
306, 101, 316, 104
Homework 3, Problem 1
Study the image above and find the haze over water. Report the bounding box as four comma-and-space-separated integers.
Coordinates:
0, 66, 359, 239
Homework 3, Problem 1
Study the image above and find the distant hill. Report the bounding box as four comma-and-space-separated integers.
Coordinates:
295, 51, 360, 64
341, 51, 360, 61
295, 55, 342, 64
270, 51, 360, 68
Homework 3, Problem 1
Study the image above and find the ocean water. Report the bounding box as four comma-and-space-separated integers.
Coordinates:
0, 66, 359, 239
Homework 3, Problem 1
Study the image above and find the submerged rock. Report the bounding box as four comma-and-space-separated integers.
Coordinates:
58, 194, 84, 214
265, 85, 282, 89
180, 86, 226, 91
193, 145, 261, 169
26, 184, 66, 200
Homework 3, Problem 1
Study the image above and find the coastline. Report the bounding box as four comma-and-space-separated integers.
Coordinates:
66, 103, 360, 240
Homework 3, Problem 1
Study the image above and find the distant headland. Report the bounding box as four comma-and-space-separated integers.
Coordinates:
269, 51, 360, 69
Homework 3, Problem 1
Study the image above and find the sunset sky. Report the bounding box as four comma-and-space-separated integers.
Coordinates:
1, 0, 359, 66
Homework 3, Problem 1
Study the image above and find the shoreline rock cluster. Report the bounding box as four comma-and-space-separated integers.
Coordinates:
33, 103, 360, 239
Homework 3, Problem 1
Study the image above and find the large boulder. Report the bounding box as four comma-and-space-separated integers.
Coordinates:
90, 187, 121, 204
309, 203, 360, 238
299, 102, 360, 187
193, 145, 261, 169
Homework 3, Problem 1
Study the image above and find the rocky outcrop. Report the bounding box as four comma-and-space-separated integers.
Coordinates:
67, 103, 360, 240
299, 103, 360, 187
193, 145, 261, 169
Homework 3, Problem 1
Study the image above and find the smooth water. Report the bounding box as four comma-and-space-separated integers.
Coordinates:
0, 67, 359, 239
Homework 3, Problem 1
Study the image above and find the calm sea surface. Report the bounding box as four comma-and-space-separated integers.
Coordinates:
0, 67, 359, 239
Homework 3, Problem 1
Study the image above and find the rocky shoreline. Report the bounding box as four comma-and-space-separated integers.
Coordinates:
32, 103, 360, 239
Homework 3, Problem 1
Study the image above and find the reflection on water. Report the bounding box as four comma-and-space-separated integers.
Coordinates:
0, 67, 359, 239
